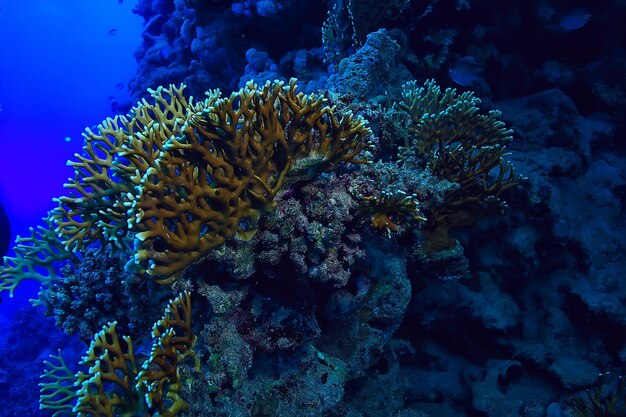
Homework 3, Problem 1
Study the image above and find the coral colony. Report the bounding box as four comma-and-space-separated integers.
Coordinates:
2, 76, 515, 416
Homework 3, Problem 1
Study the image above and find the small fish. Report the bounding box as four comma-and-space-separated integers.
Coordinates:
548, 8, 591, 32
108, 28, 118, 37
448, 57, 485, 88
115, 83, 125, 90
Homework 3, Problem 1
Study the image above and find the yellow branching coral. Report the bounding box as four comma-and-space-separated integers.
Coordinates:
136, 291, 194, 416
1, 78, 371, 294
50, 84, 202, 254
130, 78, 372, 280
73, 321, 141, 416
399, 80, 517, 250
39, 292, 194, 417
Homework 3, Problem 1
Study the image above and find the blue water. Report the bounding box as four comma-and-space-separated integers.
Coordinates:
0, 0, 141, 308
0, 4, 140, 415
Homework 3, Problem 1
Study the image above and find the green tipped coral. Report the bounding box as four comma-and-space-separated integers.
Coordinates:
39, 350, 77, 417
398, 79, 517, 250
0, 221, 75, 298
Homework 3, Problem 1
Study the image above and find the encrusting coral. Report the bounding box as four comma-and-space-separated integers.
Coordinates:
39, 292, 194, 417
38, 245, 167, 342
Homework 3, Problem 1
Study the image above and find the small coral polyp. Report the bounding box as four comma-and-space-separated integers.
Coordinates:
358, 190, 426, 237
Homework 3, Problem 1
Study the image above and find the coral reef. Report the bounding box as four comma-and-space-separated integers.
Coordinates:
171, 235, 411, 416
2, 76, 521, 416
4, 0, 626, 415
1, 78, 372, 296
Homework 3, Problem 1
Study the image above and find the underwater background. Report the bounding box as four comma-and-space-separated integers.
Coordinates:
0, 0, 625, 416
